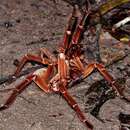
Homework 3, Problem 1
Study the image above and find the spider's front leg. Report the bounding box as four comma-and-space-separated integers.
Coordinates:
59, 85, 93, 130
40, 47, 57, 64
0, 65, 54, 111
0, 74, 35, 111
61, 4, 81, 50
14, 48, 55, 77
83, 63, 130, 100
56, 52, 93, 130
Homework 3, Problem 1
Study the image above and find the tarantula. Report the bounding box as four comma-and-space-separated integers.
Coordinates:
0, 0, 130, 129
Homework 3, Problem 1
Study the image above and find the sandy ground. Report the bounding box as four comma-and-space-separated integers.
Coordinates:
0, 0, 130, 130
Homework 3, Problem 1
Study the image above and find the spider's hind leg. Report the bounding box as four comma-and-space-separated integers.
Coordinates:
83, 63, 130, 101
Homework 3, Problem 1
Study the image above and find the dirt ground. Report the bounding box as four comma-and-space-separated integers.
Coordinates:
0, 0, 130, 130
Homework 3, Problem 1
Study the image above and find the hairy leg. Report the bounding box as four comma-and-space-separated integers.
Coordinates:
83, 63, 128, 99
0, 74, 35, 111
59, 85, 93, 130
14, 54, 49, 77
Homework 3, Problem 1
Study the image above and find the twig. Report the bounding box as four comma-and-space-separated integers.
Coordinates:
19, 95, 37, 106
105, 51, 130, 67
26, 37, 59, 46
95, 24, 102, 63
0, 88, 15, 93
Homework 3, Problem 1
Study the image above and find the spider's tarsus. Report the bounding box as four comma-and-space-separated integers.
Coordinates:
13, 59, 20, 66
84, 120, 93, 130
122, 97, 130, 103
0, 104, 8, 111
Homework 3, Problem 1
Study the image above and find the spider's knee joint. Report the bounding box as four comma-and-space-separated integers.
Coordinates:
0, 104, 8, 110
111, 80, 116, 85
24, 54, 29, 59
72, 103, 78, 108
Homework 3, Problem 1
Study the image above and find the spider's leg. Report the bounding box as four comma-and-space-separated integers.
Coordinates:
71, 56, 85, 71
95, 63, 129, 99
57, 50, 93, 129
0, 74, 35, 111
83, 63, 128, 99
14, 54, 49, 77
71, 3, 90, 46
60, 5, 81, 50
40, 48, 57, 64
59, 85, 93, 130
83, 64, 95, 78
33, 65, 54, 93
57, 49, 93, 129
